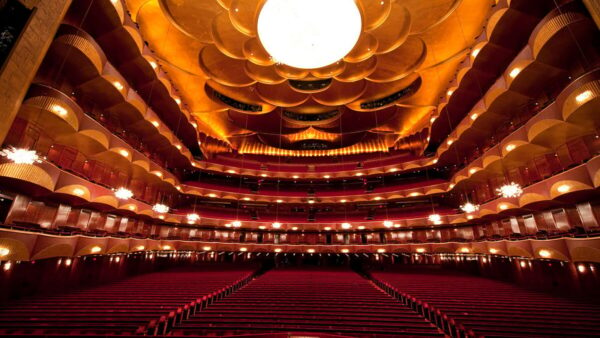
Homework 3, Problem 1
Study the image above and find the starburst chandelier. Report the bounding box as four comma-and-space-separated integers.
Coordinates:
0, 147, 43, 164
152, 203, 169, 214
114, 187, 133, 200
460, 202, 479, 214
496, 182, 523, 198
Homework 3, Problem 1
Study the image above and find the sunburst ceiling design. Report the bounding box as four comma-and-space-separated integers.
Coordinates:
126, 0, 493, 157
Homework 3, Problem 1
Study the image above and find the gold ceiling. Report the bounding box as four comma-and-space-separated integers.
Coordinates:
125, 0, 493, 155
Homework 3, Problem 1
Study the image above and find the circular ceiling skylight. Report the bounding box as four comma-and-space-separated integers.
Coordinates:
257, 0, 362, 69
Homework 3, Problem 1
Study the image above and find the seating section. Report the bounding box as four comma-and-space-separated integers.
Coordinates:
372, 271, 600, 337
174, 268, 442, 337
0, 267, 254, 336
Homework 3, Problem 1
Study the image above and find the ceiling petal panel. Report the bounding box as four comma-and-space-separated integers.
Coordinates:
343, 32, 378, 63
357, 0, 393, 31
256, 82, 310, 107
244, 62, 286, 84
159, 0, 223, 43
229, 0, 264, 37
212, 11, 251, 59
199, 45, 256, 87
313, 80, 367, 106
366, 36, 427, 83
404, 0, 461, 35
370, 3, 411, 54
243, 38, 275, 66
335, 57, 378, 82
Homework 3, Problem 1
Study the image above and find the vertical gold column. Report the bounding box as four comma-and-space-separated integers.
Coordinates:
0, 0, 72, 144
583, 0, 600, 29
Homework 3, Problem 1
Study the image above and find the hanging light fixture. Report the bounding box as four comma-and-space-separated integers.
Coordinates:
152, 203, 169, 214
460, 202, 479, 214
496, 182, 523, 198
114, 187, 133, 200
232, 220, 242, 228
341, 222, 352, 229
187, 213, 200, 222
271, 222, 282, 229
428, 214, 442, 223
383, 220, 393, 228
0, 147, 43, 164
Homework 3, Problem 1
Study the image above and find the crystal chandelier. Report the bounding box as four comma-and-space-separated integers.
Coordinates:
0, 147, 43, 164
496, 182, 523, 198
186, 213, 200, 222
460, 202, 479, 214
428, 214, 442, 223
152, 203, 169, 214
114, 187, 133, 200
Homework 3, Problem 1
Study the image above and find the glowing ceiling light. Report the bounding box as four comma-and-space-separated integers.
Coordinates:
151, 121, 160, 127
226, 169, 236, 174
505, 144, 516, 152
538, 249, 551, 258
162, 245, 172, 250
341, 222, 352, 229
203, 246, 212, 251
232, 220, 242, 228
240, 247, 247, 252
393, 224, 401, 228
175, 145, 182, 150
0, 248, 10, 257
119, 149, 129, 157
467, 215, 474, 220
261, 173, 268, 177
520, 261, 526, 268
274, 248, 282, 253
470, 113, 478, 120
341, 249, 349, 253
578, 264, 586, 273
339, 199, 347, 203
432, 159, 438, 164
409, 192, 420, 197
428, 214, 442, 223
291, 226, 298, 230
154, 171, 163, 177
271, 222, 281, 229
416, 248, 426, 253
243, 197, 251, 201
389, 168, 398, 173
489, 248, 498, 254
383, 220, 393, 228
323, 175, 330, 179
557, 184, 571, 193
112, 81, 124, 90
307, 248, 315, 253
0, 147, 43, 164
149, 60, 157, 69
358, 226, 365, 230
499, 203, 509, 210
152, 203, 169, 214
575, 90, 592, 103
276, 199, 283, 203
497, 182, 523, 198
90, 246, 102, 254
377, 248, 386, 253
174, 97, 182, 105
208, 193, 217, 198
355, 173, 363, 177
447, 89, 454, 97
158, 215, 165, 220
308, 200, 315, 204
469, 168, 478, 174
191, 122, 197, 128
258, 225, 266, 230
136, 245, 145, 251
374, 196, 382, 201
72, 188, 85, 196
471, 48, 480, 58
459, 247, 470, 253
257, 0, 361, 69
114, 187, 133, 200
430, 116, 437, 123
509, 67, 521, 78
51, 104, 67, 116
446, 139, 454, 146
224, 223, 232, 228
186, 213, 200, 222
460, 202, 479, 214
